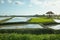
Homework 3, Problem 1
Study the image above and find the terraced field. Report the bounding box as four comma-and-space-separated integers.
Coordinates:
28, 17, 55, 24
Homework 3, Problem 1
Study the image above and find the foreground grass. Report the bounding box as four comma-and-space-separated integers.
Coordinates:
28, 17, 55, 24
0, 33, 60, 40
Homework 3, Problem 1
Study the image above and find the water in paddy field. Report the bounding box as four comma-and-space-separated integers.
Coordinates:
0, 24, 43, 29
0, 17, 60, 30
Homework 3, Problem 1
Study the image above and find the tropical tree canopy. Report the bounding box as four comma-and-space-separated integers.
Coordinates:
46, 11, 54, 14
46, 11, 54, 18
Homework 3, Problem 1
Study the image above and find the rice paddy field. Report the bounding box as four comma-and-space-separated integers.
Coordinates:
0, 33, 60, 40
28, 17, 55, 24
0, 17, 60, 40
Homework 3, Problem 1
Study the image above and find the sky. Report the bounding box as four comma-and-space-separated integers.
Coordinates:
0, 0, 60, 15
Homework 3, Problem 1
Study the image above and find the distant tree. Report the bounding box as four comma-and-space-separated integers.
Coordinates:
46, 11, 54, 18
35, 14, 38, 16
42, 14, 45, 17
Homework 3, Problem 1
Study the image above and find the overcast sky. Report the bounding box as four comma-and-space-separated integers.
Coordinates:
0, 0, 60, 15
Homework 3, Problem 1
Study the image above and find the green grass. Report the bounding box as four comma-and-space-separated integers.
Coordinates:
0, 33, 60, 40
28, 17, 55, 24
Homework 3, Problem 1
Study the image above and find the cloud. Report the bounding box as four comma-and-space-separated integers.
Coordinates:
30, 0, 60, 7
44, 0, 60, 7
30, 0, 42, 5
8, 0, 12, 3
30, 0, 60, 9
29, 0, 60, 14
14, 1, 24, 5
28, 4, 32, 8
1, 0, 4, 4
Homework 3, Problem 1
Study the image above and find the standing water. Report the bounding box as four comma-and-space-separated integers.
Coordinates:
0, 17, 60, 30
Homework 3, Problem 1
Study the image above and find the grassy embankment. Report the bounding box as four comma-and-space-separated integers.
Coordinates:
0, 34, 60, 40
0, 17, 14, 23
28, 17, 56, 24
